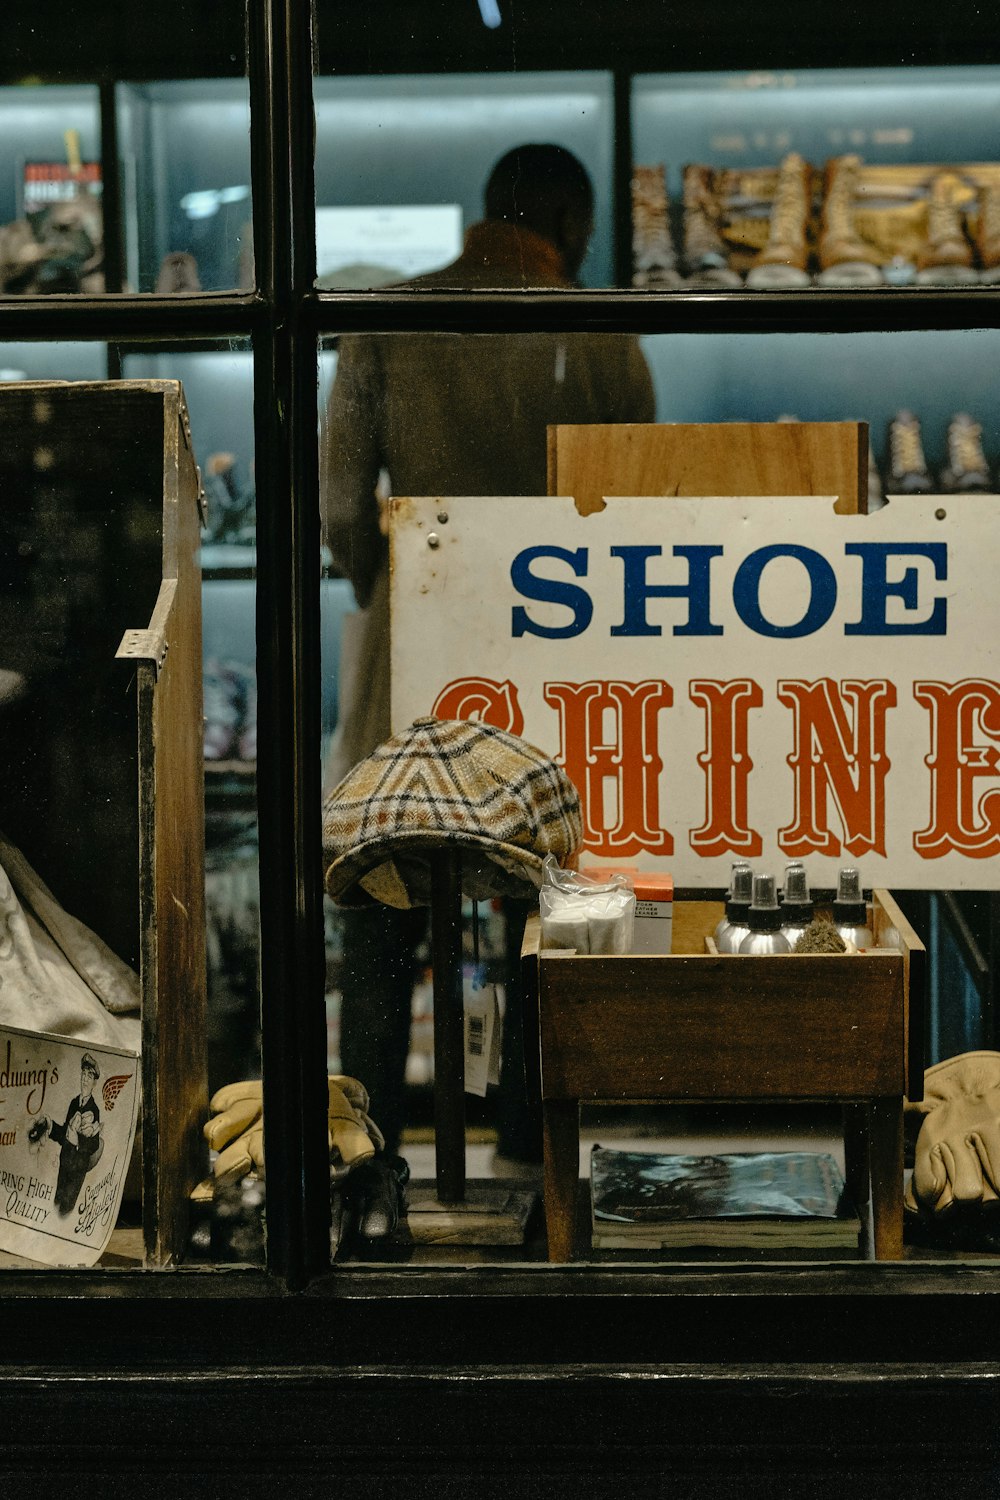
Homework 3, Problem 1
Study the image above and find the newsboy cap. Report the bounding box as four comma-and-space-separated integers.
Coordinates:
323, 717, 582, 908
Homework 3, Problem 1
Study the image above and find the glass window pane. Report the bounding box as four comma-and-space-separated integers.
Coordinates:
313, 74, 615, 289
2, 0, 249, 297
0, 347, 261, 1270
117, 83, 253, 293
318, 325, 1000, 1269
0, 87, 104, 295
631, 65, 1000, 291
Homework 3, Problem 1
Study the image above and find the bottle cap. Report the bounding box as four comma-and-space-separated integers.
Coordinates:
748, 873, 782, 930
781, 863, 813, 924
725, 863, 753, 920
833, 867, 867, 924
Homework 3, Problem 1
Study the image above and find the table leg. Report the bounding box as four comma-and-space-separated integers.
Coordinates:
842, 1102, 872, 1257
868, 1095, 904, 1261
543, 1099, 579, 1262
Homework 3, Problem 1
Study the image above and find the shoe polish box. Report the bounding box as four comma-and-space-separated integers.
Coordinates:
581, 866, 674, 954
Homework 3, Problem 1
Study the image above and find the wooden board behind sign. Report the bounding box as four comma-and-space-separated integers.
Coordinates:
547, 421, 865, 515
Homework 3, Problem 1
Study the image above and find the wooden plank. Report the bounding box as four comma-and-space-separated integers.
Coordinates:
873, 888, 926, 1103
542, 1100, 579, 1263
671, 899, 723, 954
132, 386, 207, 1267
538, 950, 904, 1100
548, 420, 865, 518
405, 1183, 536, 1246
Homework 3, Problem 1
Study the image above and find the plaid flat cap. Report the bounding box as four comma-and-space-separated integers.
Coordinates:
323, 716, 582, 908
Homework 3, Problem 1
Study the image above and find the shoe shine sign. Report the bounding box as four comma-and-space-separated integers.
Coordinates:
390, 493, 1000, 889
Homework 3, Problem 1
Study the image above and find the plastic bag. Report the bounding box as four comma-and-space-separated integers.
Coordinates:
538, 856, 635, 955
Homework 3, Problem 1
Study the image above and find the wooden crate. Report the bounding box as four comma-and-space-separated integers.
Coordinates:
0, 380, 207, 1267
525, 890, 924, 1263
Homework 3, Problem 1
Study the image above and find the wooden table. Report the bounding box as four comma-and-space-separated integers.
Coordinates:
526, 891, 924, 1262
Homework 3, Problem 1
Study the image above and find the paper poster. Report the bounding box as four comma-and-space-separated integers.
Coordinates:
0, 1025, 139, 1267
315, 204, 462, 286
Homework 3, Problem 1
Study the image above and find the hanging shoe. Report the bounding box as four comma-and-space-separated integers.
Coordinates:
816, 156, 885, 287
681, 164, 742, 286
974, 183, 1000, 284
631, 164, 682, 288
939, 412, 993, 493
916, 173, 978, 285
886, 410, 934, 495
746, 153, 813, 288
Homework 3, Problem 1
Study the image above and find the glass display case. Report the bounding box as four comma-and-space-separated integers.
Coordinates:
116, 81, 253, 292
632, 66, 1000, 292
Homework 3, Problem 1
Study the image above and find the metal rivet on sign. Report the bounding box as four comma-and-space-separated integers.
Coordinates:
427, 532, 440, 549
935, 508, 947, 520
437, 510, 449, 524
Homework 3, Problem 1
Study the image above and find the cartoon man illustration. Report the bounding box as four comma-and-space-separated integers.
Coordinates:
34, 1052, 105, 1216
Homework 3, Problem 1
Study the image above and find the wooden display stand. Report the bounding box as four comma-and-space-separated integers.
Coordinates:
531, 417, 918, 1262
525, 891, 924, 1262
0, 381, 207, 1267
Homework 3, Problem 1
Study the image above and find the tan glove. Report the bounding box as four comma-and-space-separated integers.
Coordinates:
204, 1076, 384, 1180
204, 1081, 265, 1179
328, 1075, 383, 1177
908, 1051, 1000, 1213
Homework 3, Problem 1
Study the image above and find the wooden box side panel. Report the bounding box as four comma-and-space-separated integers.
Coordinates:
873, 888, 926, 1101
538, 951, 904, 1101
548, 421, 864, 517
671, 899, 724, 954
141, 396, 207, 1267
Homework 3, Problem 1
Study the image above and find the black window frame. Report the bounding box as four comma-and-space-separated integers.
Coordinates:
3, 0, 1000, 1474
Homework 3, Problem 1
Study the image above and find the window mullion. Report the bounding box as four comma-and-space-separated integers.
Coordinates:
249, 0, 329, 1290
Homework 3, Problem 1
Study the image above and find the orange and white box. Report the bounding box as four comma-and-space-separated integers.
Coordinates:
582, 867, 674, 954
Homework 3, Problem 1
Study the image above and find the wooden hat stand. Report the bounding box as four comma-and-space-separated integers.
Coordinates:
403, 848, 536, 1247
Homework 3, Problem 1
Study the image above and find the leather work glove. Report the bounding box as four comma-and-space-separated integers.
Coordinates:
204, 1081, 264, 1180
908, 1051, 1000, 1214
328, 1074, 384, 1178
204, 1076, 385, 1180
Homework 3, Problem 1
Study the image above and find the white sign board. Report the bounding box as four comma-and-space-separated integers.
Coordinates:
315, 204, 462, 286
0, 1025, 139, 1266
391, 493, 1000, 890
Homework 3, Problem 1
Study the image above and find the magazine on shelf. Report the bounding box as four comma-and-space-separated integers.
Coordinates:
589, 1146, 860, 1250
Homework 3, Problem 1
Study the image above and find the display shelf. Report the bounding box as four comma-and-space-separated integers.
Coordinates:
631, 66, 1000, 297
643, 326, 1000, 476
633, 65, 1000, 198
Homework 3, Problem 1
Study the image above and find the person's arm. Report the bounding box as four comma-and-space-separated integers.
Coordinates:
320, 335, 387, 609
46, 1101, 74, 1147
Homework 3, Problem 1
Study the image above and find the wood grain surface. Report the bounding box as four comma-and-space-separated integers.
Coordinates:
547, 420, 865, 516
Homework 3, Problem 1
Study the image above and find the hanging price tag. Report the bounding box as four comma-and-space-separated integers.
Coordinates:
464, 983, 502, 1097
